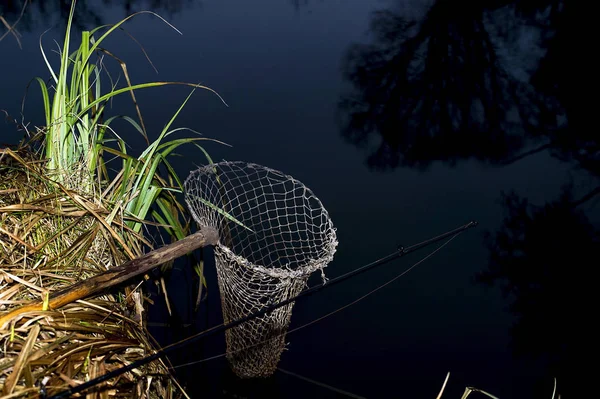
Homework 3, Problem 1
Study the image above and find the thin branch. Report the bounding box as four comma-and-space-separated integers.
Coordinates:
572, 185, 600, 208
0, 0, 29, 48
497, 143, 552, 165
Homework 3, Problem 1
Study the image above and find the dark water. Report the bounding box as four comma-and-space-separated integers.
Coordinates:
1, 1, 596, 398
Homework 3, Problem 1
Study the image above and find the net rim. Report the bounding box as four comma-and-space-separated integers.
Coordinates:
184, 161, 338, 279
216, 238, 337, 279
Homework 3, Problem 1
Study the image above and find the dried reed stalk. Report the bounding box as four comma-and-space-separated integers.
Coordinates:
0, 147, 193, 398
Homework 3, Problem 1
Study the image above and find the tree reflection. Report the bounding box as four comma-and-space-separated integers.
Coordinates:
479, 187, 599, 396
290, 0, 309, 11
339, 0, 566, 171
0, 0, 194, 33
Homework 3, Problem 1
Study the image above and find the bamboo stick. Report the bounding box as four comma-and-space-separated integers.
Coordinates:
0, 227, 218, 329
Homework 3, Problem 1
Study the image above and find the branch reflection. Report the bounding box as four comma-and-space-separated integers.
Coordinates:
0, 0, 195, 33
339, 0, 567, 171
479, 186, 599, 397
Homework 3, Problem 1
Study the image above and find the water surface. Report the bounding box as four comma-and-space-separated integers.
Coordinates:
0, 1, 594, 398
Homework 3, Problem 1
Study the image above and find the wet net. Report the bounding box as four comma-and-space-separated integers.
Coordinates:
184, 161, 338, 378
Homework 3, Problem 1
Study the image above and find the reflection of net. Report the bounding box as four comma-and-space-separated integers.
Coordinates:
184, 162, 337, 378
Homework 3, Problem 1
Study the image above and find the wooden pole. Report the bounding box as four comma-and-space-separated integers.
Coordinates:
0, 227, 219, 329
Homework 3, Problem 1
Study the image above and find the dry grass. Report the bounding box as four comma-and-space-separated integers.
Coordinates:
0, 146, 184, 398
1, 1, 224, 396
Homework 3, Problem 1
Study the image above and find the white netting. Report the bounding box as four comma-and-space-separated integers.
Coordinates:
184, 161, 338, 378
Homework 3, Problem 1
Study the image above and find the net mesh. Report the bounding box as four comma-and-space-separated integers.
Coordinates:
184, 161, 338, 378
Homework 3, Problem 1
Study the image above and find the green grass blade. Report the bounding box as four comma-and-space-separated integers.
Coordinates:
77, 81, 227, 119
39, 29, 58, 84
155, 198, 186, 240
190, 195, 254, 233
32, 77, 51, 126
193, 143, 216, 165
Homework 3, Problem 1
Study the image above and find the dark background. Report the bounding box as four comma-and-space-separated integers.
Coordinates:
1, 1, 595, 398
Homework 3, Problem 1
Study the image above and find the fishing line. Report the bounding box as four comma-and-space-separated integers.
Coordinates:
46, 221, 477, 399
276, 367, 368, 399
170, 231, 458, 370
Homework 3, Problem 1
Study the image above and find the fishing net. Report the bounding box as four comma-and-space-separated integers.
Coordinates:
184, 161, 337, 378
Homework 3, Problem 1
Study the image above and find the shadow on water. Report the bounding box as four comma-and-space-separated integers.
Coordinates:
340, 0, 596, 396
